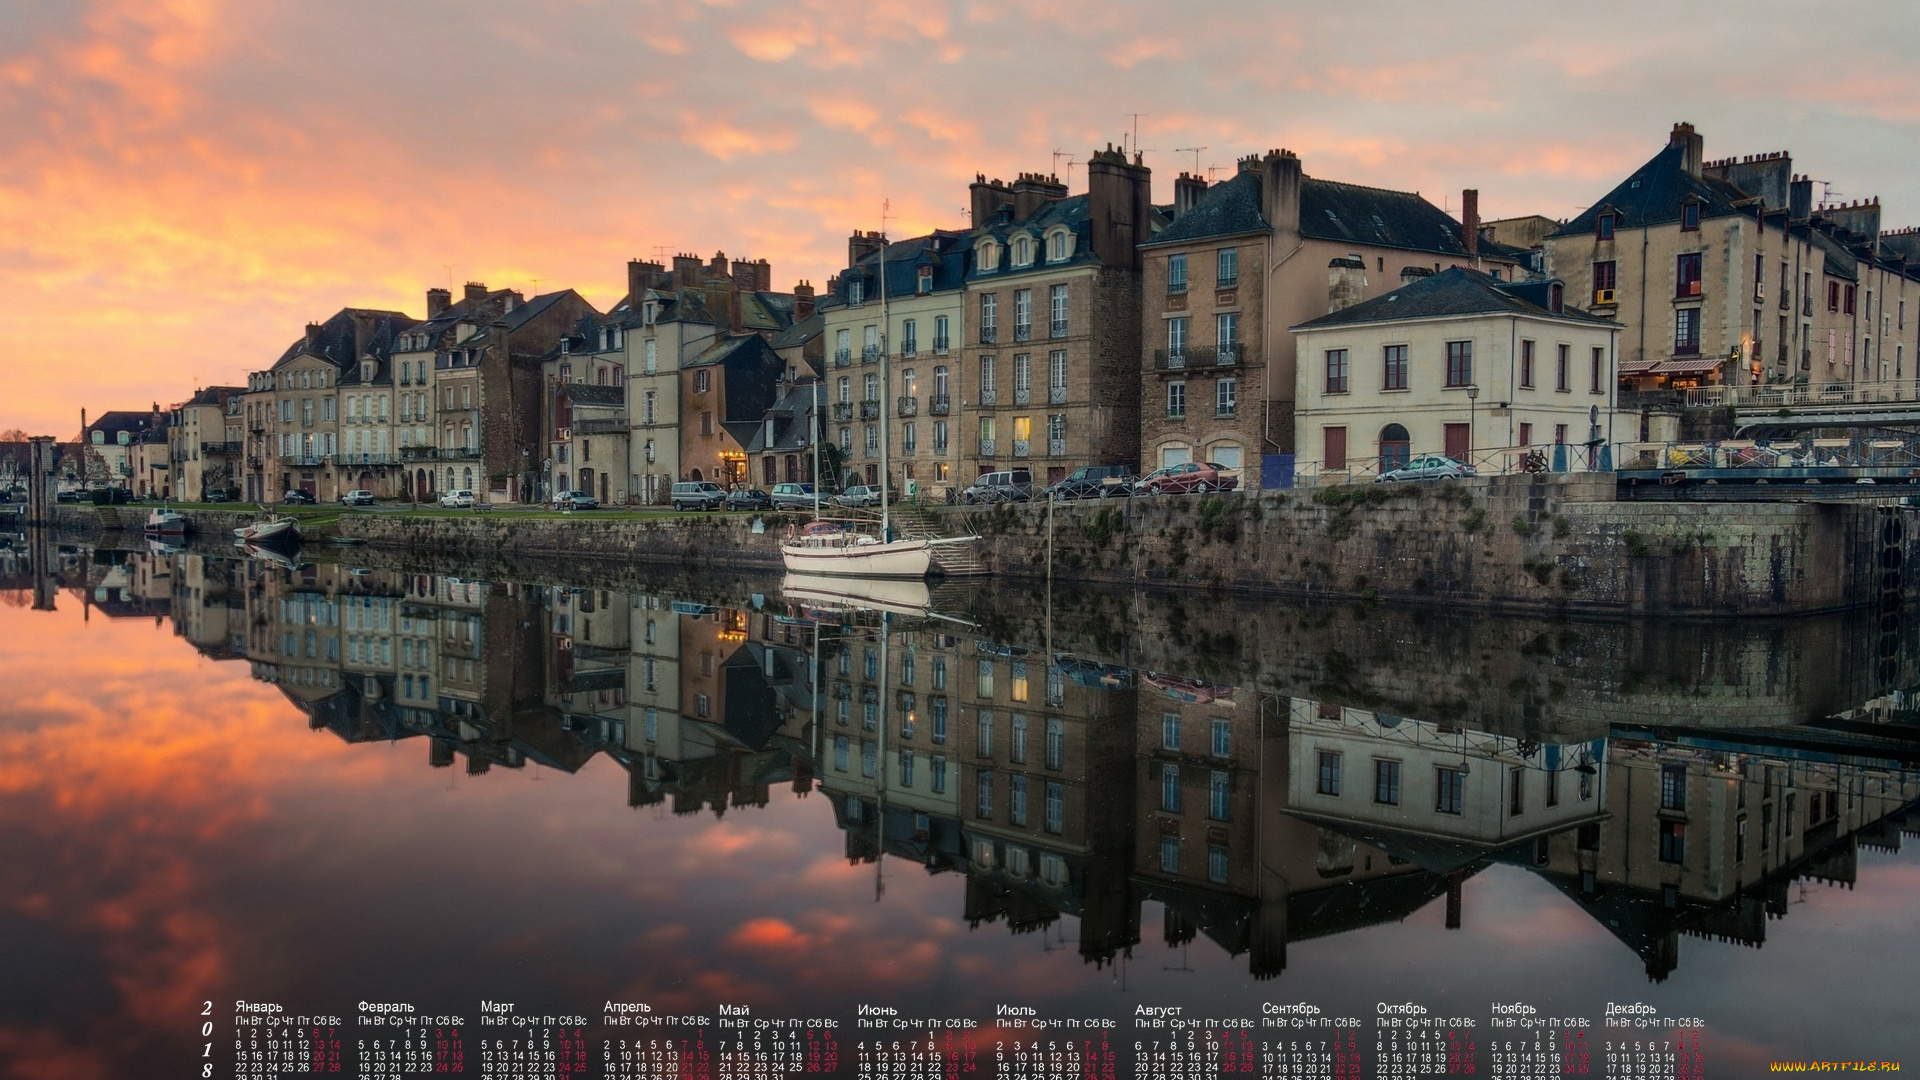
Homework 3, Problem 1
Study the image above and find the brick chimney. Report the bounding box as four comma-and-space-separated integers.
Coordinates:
793, 281, 816, 320
731, 258, 756, 292
1327, 255, 1368, 312
969, 175, 1015, 226
1086, 144, 1151, 270
672, 253, 704, 287
1790, 174, 1814, 221
1669, 122, 1703, 179
464, 281, 488, 303
1259, 149, 1304, 243
752, 258, 771, 291
1011, 172, 1068, 220
847, 230, 885, 269
708, 250, 728, 281
1461, 189, 1480, 260
304, 322, 321, 351
1173, 172, 1208, 220
426, 287, 451, 317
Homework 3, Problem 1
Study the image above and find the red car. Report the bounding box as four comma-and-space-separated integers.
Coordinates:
1137, 461, 1240, 495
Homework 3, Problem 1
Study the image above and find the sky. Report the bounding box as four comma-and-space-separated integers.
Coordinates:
5, 0, 1920, 435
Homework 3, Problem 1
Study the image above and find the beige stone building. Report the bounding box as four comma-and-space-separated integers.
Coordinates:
1139, 151, 1523, 482
169, 386, 244, 500
242, 308, 413, 503
1291, 267, 1623, 475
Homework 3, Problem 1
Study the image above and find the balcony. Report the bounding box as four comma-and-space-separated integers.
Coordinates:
859, 400, 881, 420
1152, 342, 1243, 372
863, 442, 879, 458
573, 417, 626, 435
1012, 439, 1030, 458
246, 455, 262, 469
834, 349, 852, 368
896, 395, 918, 417
1217, 275, 1239, 290
979, 389, 997, 406
979, 328, 997, 344
1215, 342, 1243, 367
1169, 279, 1189, 295
1803, 296, 1813, 317
832, 402, 854, 422
1048, 385, 1067, 405
1155, 348, 1190, 371
337, 453, 401, 465
934, 440, 949, 455
400, 447, 440, 461
1166, 406, 1187, 421
201, 441, 243, 454
928, 396, 951, 416
1050, 320, 1068, 339
1048, 438, 1066, 457
900, 342, 917, 358
979, 439, 998, 457
1014, 323, 1032, 342
1014, 387, 1031, 406
862, 345, 882, 365
900, 442, 917, 457
932, 338, 951, 355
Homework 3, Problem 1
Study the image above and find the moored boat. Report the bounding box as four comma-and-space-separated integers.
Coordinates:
781, 571, 934, 617
233, 512, 297, 546
780, 521, 932, 578
143, 508, 188, 536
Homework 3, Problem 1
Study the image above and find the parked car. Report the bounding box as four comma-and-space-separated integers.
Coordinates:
1136, 462, 1239, 495
726, 487, 772, 511
770, 483, 817, 511
832, 485, 883, 508
670, 481, 726, 511
439, 489, 475, 508
55, 489, 84, 503
1375, 455, 1476, 483
552, 490, 598, 510
283, 489, 316, 505
204, 489, 231, 503
1050, 465, 1137, 500
341, 489, 375, 507
962, 469, 1034, 504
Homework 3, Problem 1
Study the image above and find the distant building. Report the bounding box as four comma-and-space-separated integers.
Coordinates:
168, 386, 244, 500
243, 307, 413, 503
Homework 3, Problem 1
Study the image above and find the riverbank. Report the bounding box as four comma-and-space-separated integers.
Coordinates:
49, 474, 1919, 615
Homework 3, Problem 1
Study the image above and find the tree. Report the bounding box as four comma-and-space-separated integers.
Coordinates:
0, 428, 28, 442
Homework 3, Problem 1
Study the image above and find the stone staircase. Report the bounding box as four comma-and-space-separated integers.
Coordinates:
889, 504, 988, 577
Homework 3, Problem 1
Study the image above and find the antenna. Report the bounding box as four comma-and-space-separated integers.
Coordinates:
1173, 146, 1207, 174
1052, 149, 1077, 180
442, 264, 455, 290
1124, 113, 1148, 156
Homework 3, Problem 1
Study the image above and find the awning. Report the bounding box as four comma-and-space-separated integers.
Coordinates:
1618, 358, 1660, 375
1650, 357, 1725, 375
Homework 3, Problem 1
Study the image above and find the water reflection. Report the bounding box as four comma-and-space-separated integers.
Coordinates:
5, 542, 1920, 1073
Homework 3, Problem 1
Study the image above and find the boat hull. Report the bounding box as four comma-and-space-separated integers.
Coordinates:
781, 573, 933, 617
780, 537, 932, 578
233, 518, 297, 545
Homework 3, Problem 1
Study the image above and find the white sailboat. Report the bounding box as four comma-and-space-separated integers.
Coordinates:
780, 214, 978, 579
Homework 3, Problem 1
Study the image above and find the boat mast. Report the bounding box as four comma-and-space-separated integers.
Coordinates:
878, 202, 891, 542
812, 379, 822, 521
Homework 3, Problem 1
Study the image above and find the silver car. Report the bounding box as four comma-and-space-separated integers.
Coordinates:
1376, 455, 1476, 483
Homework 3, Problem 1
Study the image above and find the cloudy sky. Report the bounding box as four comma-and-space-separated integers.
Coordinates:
5, 0, 1920, 434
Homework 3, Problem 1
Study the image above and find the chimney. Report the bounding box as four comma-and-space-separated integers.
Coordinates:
1460, 189, 1480, 260
793, 280, 816, 321
753, 258, 771, 292
1260, 149, 1305, 242
304, 322, 321, 350
847, 230, 885, 269
969, 175, 1016, 226
1327, 256, 1368, 312
1011, 172, 1069, 220
731, 258, 756, 292
673, 253, 704, 287
1790, 174, 1814, 220
464, 281, 487, 303
1400, 265, 1434, 285
1173, 172, 1208, 220
709, 250, 728, 280
628, 259, 649, 301
1085, 144, 1151, 270
426, 287, 451, 317
1669, 122, 1704, 180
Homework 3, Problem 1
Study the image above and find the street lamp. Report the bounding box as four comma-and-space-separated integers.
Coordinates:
1465, 383, 1479, 467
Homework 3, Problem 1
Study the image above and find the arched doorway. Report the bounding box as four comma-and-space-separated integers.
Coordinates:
462, 466, 474, 491
1379, 424, 1411, 470
689, 468, 703, 481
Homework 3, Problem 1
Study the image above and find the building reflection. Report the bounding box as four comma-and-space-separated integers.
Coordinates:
93, 546, 1920, 985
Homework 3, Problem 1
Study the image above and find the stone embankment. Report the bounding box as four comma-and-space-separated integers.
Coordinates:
53, 473, 1920, 615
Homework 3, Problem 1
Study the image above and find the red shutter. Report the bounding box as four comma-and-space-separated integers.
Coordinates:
1324, 427, 1348, 470
1444, 423, 1471, 462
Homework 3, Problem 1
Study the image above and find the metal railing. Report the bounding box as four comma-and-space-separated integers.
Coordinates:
1049, 385, 1067, 404
1014, 387, 1031, 405
1012, 439, 1030, 458
860, 400, 881, 420
900, 342, 917, 358
834, 349, 852, 367
1048, 438, 1066, 457
1014, 323, 1031, 342
1617, 438, 1920, 471
1169, 279, 1188, 295
979, 439, 996, 457
979, 328, 997, 344
202, 441, 243, 454
896, 396, 918, 417
1152, 342, 1243, 371
833, 402, 854, 422
862, 345, 882, 364
1685, 378, 1920, 409
1293, 444, 1609, 485
1050, 320, 1068, 339
929, 396, 951, 416
979, 389, 997, 406
933, 338, 950, 354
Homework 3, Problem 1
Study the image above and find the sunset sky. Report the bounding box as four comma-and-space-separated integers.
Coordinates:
5, 0, 1920, 435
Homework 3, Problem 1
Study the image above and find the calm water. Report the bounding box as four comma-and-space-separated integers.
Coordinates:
4, 540, 1920, 1077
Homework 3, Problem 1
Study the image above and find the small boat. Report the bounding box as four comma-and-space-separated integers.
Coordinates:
782, 572, 934, 618
328, 536, 367, 546
236, 541, 301, 570
233, 510, 297, 546
780, 520, 933, 578
143, 507, 188, 536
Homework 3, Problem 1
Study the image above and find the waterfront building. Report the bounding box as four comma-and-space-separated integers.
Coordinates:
545, 311, 628, 504
680, 334, 788, 488
79, 408, 167, 491
1290, 267, 1623, 475
168, 386, 245, 501
242, 307, 413, 503
1543, 123, 1920, 409
963, 149, 1155, 486
743, 379, 825, 489
1139, 150, 1524, 482
388, 285, 513, 501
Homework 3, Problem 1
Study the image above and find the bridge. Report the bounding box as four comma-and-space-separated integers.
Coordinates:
1686, 379, 1920, 436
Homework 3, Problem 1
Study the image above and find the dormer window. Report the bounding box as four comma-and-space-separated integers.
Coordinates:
1549, 282, 1564, 313
643, 301, 658, 326
1048, 229, 1070, 262
977, 241, 999, 272
1681, 202, 1700, 231
918, 266, 933, 294
1596, 213, 1616, 240
1012, 236, 1032, 268
849, 278, 865, 305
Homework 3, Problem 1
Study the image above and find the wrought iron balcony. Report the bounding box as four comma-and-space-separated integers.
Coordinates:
1050, 320, 1068, 339
1014, 323, 1031, 342
400, 447, 440, 461
202, 441, 243, 454
932, 338, 951, 355
1014, 387, 1031, 405
1048, 385, 1067, 405
978, 439, 996, 457
859, 400, 881, 420
1155, 348, 1190, 370
834, 349, 852, 367
900, 442, 916, 457
979, 328, 997, 344
933, 439, 949, 454
863, 441, 879, 458
896, 395, 918, 417
900, 342, 917, 358
1048, 438, 1066, 457
1169, 279, 1188, 295
862, 345, 882, 364
1011, 439, 1030, 458
832, 402, 854, 422
928, 396, 951, 416
978, 389, 997, 406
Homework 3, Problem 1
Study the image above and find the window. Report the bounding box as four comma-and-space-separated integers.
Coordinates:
1211, 719, 1230, 757
932, 756, 947, 794
1217, 247, 1238, 288
1208, 771, 1229, 821
1556, 344, 1570, 391
1217, 312, 1238, 357
848, 278, 864, 304
1373, 759, 1401, 805
1012, 354, 1030, 400
1161, 763, 1181, 812
1681, 201, 1700, 230
979, 356, 996, 397
931, 697, 947, 743
1518, 422, 1532, 446
1508, 768, 1525, 816
1445, 341, 1472, 388
932, 656, 947, 689
1166, 381, 1186, 420
1844, 284, 1857, 315
1168, 253, 1188, 294
1676, 253, 1702, 298
1049, 284, 1068, 337
1207, 843, 1228, 884
1161, 713, 1180, 751
1379, 423, 1410, 469
1658, 820, 1685, 864
1012, 235, 1031, 267
1323, 427, 1348, 470
1160, 835, 1180, 874
1519, 340, 1535, 388
1048, 230, 1069, 262
979, 293, 997, 342
977, 659, 994, 697
1045, 719, 1063, 770
1596, 213, 1615, 240
1048, 351, 1067, 400
1013, 289, 1032, 340
901, 319, 916, 355
1009, 775, 1028, 825
1044, 781, 1062, 833
1325, 349, 1349, 394
1315, 751, 1342, 795
976, 771, 993, 818
1383, 344, 1408, 390
1216, 378, 1237, 418
934, 316, 950, 352
1591, 347, 1606, 393
975, 710, 995, 758
1167, 316, 1188, 357
899, 750, 914, 788
1009, 713, 1028, 762
1660, 764, 1687, 811
1675, 308, 1700, 355
834, 735, 848, 772
1593, 260, 1617, 302
1435, 766, 1464, 815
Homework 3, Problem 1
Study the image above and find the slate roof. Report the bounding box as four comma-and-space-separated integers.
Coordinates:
688, 335, 787, 445
1549, 143, 1751, 239
745, 381, 822, 454
270, 307, 415, 373
181, 385, 244, 408
768, 309, 824, 351
83, 410, 164, 442
562, 383, 625, 408
966, 195, 1100, 281
1142, 170, 1270, 248
1293, 267, 1617, 331
823, 230, 971, 307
